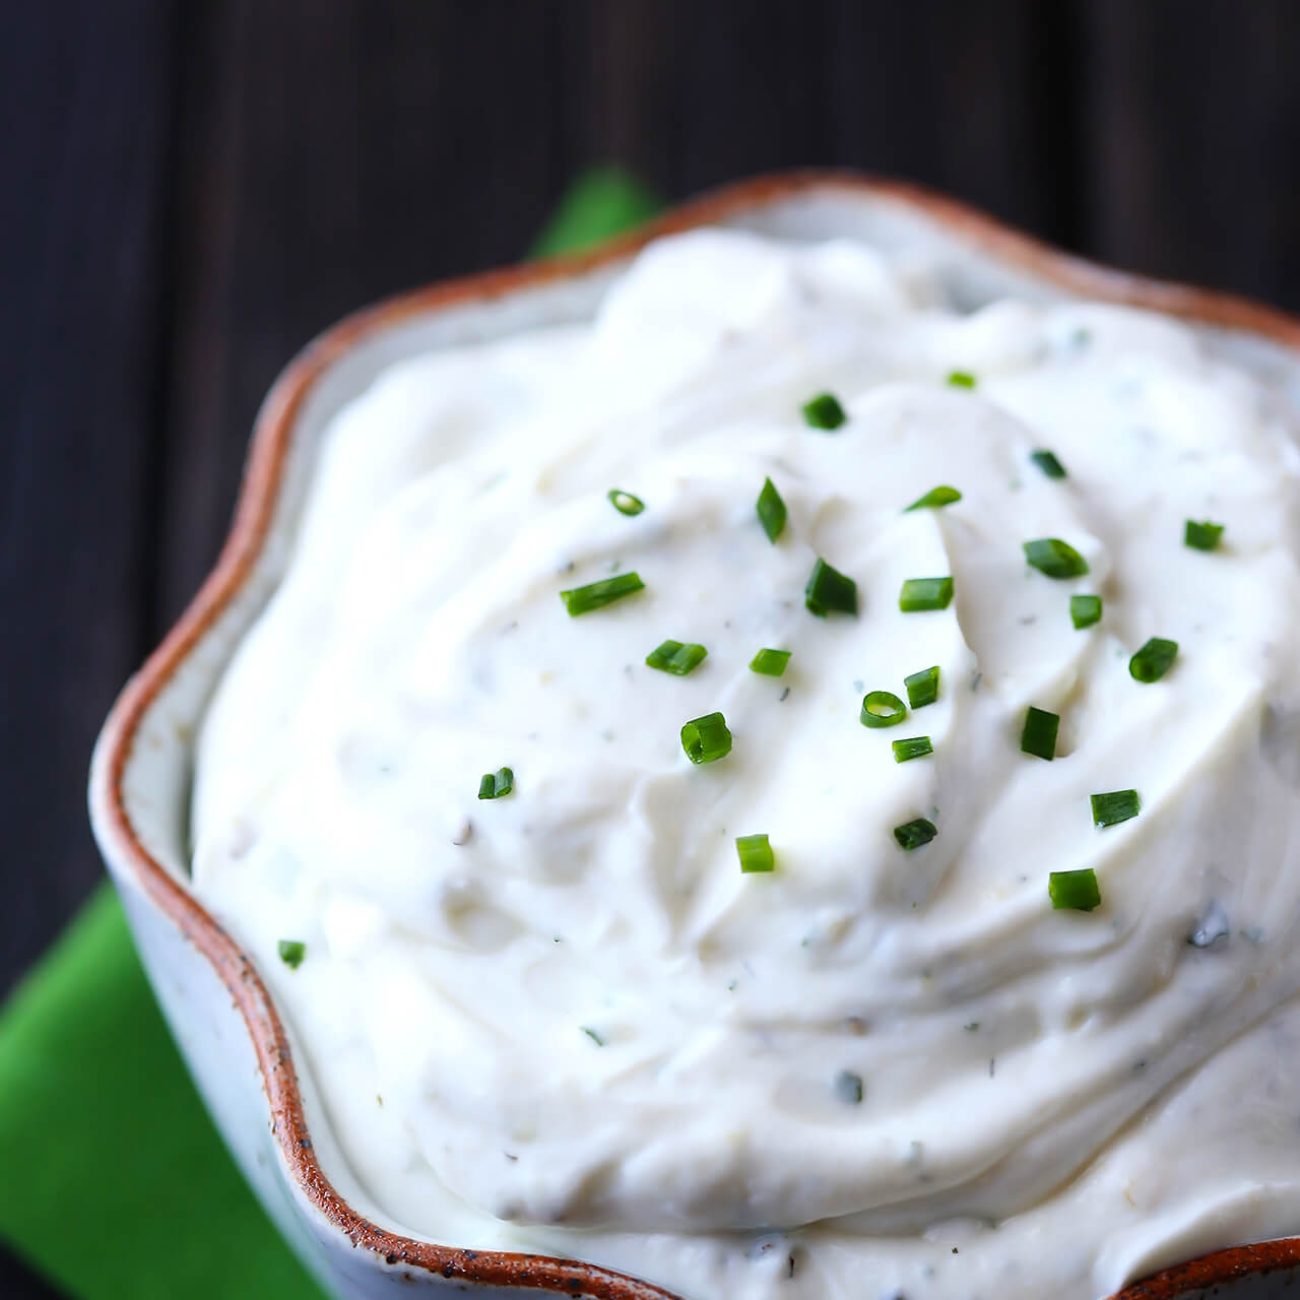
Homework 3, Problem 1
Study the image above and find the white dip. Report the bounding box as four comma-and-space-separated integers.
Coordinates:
193, 230, 1300, 1299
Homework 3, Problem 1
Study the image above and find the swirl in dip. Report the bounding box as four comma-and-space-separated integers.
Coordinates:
193, 230, 1300, 1299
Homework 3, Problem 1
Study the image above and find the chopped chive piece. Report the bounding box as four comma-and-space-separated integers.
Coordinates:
749, 648, 792, 677
560, 571, 645, 616
477, 767, 514, 800
892, 735, 933, 763
1185, 519, 1225, 551
1049, 868, 1101, 912
860, 690, 907, 728
802, 391, 847, 430
277, 940, 306, 970
736, 833, 775, 874
899, 576, 954, 612
805, 557, 858, 617
1030, 449, 1068, 479
607, 488, 645, 516
834, 1070, 864, 1105
756, 476, 787, 543
1129, 637, 1178, 683
1070, 594, 1103, 629
1023, 538, 1089, 579
894, 817, 938, 850
646, 639, 708, 676
904, 665, 941, 709
1091, 789, 1141, 828
581, 1026, 605, 1046
905, 485, 962, 512
947, 370, 977, 389
1020, 706, 1059, 761
681, 711, 733, 764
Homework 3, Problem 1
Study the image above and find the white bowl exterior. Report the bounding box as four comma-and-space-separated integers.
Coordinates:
89, 182, 1300, 1299
109, 870, 333, 1292
102, 844, 596, 1298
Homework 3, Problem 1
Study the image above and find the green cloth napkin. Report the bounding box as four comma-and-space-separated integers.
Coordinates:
531, 166, 660, 259
0, 167, 660, 1300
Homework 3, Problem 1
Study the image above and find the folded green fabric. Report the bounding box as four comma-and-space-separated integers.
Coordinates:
0, 168, 660, 1300
0, 887, 326, 1299
531, 166, 660, 258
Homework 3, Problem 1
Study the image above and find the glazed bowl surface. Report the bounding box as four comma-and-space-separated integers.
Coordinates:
89, 171, 1300, 1300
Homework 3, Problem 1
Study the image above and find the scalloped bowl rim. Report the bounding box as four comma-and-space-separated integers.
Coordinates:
88, 170, 1300, 1300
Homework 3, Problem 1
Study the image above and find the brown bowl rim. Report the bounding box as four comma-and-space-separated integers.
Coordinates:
91, 169, 1300, 1299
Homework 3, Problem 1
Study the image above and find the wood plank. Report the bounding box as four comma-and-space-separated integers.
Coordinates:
153, 0, 577, 627
0, 0, 180, 993
574, 0, 836, 197
827, 0, 1072, 239
573, 0, 1068, 239
1079, 0, 1300, 308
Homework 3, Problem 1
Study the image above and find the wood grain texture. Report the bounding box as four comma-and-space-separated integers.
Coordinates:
1079, 0, 1300, 304
0, 0, 178, 990
4, 5, 1300, 1290
153, 0, 577, 625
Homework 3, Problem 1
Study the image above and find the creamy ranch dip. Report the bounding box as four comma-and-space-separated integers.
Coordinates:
193, 230, 1300, 1299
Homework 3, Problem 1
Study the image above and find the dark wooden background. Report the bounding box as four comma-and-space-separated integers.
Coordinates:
3, 1, 1299, 1293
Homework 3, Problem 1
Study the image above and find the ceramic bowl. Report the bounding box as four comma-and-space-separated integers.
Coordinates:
89, 172, 1300, 1299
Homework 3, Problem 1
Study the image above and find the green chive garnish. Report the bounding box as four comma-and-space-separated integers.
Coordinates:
275, 941, 302, 972
861, 691, 907, 728
1185, 519, 1224, 552
1023, 538, 1089, 579
899, 576, 954, 612
756, 477, 787, 543
607, 488, 645, 516
904, 665, 941, 709
905, 485, 962, 512
894, 817, 938, 850
1020, 706, 1059, 761
1049, 868, 1101, 912
1070, 594, 1103, 629
581, 1026, 605, 1046
681, 712, 733, 764
947, 370, 977, 389
1091, 789, 1141, 828
560, 572, 645, 616
805, 557, 858, 617
478, 767, 514, 800
802, 391, 847, 430
646, 640, 708, 676
736, 833, 775, 874
278, 940, 306, 970
1029, 449, 1068, 479
834, 1070, 864, 1104
1129, 637, 1178, 683
749, 648, 791, 677
892, 735, 933, 763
